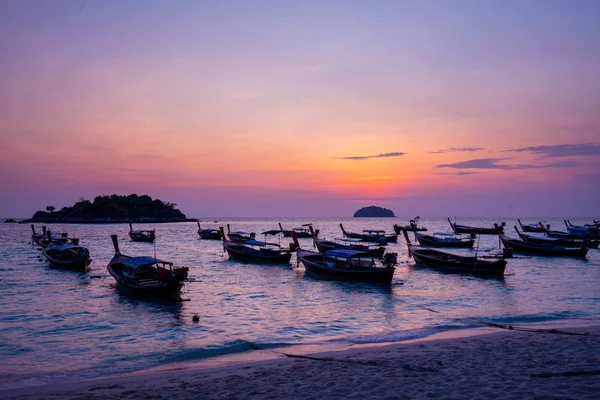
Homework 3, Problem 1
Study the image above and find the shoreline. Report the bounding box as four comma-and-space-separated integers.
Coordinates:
3, 319, 599, 399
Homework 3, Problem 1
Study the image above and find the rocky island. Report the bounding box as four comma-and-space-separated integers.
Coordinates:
22, 194, 197, 223
353, 206, 395, 218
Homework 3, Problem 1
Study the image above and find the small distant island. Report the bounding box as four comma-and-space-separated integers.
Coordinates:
353, 206, 395, 218
22, 194, 198, 224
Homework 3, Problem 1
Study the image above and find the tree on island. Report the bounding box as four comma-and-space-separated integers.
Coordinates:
353, 206, 395, 218
46, 205, 55, 213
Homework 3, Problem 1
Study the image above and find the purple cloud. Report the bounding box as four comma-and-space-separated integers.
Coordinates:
509, 143, 600, 158
336, 152, 405, 161
436, 158, 584, 170
429, 147, 486, 154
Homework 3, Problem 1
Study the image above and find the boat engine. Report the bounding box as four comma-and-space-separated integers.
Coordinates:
383, 252, 398, 266
173, 266, 189, 280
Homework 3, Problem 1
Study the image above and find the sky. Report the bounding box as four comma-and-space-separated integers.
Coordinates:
1, 0, 599, 218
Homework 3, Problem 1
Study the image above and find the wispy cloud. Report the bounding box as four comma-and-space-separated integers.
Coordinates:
336, 152, 405, 161
436, 158, 584, 170
508, 143, 600, 158
436, 171, 482, 175
429, 147, 485, 154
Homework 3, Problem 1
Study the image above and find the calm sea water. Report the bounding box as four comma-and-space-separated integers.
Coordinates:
1, 217, 599, 390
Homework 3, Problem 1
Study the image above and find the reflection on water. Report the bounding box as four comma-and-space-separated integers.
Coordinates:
0, 217, 598, 389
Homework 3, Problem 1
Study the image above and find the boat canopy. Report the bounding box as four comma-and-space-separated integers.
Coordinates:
49, 244, 79, 251
323, 249, 372, 259
123, 256, 170, 269
433, 232, 465, 238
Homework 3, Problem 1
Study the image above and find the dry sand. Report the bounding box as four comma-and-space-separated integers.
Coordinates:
2, 324, 599, 400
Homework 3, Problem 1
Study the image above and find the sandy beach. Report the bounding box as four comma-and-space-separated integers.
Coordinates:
3, 323, 599, 400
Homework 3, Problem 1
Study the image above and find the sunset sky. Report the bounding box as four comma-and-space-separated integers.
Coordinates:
1, 0, 599, 218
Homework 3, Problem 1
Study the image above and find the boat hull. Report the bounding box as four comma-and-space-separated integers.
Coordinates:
107, 265, 185, 301
414, 233, 475, 248
198, 231, 222, 240
409, 247, 506, 276
314, 240, 386, 258
500, 236, 588, 258
224, 243, 293, 264
129, 233, 155, 242
43, 255, 92, 271
296, 250, 395, 283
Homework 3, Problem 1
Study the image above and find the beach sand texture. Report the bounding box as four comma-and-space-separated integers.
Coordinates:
3, 324, 599, 400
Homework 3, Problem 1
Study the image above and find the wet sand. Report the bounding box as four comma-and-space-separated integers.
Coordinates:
3, 323, 599, 400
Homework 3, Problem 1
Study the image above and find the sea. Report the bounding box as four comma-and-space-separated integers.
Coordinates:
1, 217, 599, 390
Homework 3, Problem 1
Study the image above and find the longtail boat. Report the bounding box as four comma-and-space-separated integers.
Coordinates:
197, 222, 222, 240
414, 231, 475, 248
220, 227, 294, 264
497, 225, 588, 258
448, 218, 504, 235
293, 232, 396, 282
401, 229, 506, 276
42, 231, 91, 271
339, 224, 398, 243
107, 235, 189, 301
128, 223, 155, 242
518, 219, 545, 233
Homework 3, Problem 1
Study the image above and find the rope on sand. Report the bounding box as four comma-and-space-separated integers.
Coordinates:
245, 341, 439, 371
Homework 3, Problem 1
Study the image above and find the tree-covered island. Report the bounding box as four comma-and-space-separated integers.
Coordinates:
23, 194, 197, 223
353, 206, 396, 218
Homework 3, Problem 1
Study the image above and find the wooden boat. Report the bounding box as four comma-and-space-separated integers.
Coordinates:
339, 224, 398, 243
278, 222, 319, 238
497, 226, 588, 258
31, 225, 74, 247
293, 233, 396, 282
226, 224, 256, 242
518, 219, 545, 233
538, 223, 593, 240
128, 223, 155, 242
31, 224, 47, 244
514, 226, 599, 249
220, 227, 294, 263
414, 231, 475, 248
42, 231, 91, 271
448, 218, 504, 235
197, 222, 222, 240
564, 221, 599, 238
107, 235, 189, 301
400, 229, 506, 275
304, 225, 384, 258
393, 217, 427, 233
